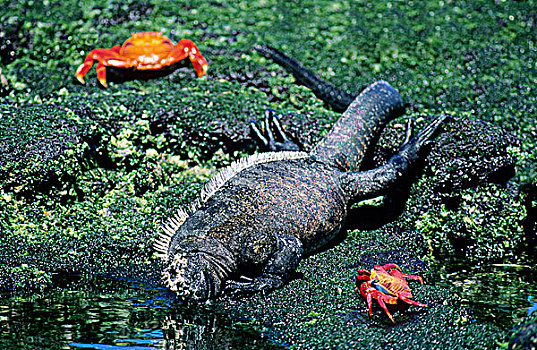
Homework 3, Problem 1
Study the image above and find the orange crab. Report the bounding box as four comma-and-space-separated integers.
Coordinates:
355, 263, 429, 323
75, 32, 208, 87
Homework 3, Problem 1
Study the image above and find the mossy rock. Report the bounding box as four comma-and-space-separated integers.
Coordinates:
412, 182, 525, 262
508, 312, 537, 350
0, 103, 84, 202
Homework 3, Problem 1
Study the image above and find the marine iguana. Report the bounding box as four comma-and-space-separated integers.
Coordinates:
154, 46, 446, 302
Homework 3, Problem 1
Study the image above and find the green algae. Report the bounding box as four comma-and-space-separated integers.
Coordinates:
1, 0, 536, 348
415, 182, 525, 262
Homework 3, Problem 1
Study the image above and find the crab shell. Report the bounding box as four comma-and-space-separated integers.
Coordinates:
75, 32, 208, 87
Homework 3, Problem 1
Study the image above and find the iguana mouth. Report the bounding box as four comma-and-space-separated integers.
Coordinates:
162, 253, 188, 293
162, 251, 233, 302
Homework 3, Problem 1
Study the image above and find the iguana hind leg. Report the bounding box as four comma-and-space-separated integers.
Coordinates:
225, 234, 303, 294
339, 114, 448, 203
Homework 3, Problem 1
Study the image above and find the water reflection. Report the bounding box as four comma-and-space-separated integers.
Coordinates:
433, 259, 537, 328
0, 277, 281, 349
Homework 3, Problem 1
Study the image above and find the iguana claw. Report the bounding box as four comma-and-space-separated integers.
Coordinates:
250, 109, 301, 152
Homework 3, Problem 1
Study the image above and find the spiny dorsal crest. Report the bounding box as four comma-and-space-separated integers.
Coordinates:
154, 207, 189, 259
200, 151, 309, 202
154, 151, 309, 260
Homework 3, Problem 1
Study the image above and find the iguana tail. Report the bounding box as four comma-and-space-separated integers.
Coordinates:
255, 45, 355, 112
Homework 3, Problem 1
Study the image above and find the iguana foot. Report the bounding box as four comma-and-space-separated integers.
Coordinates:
398, 114, 449, 162
250, 109, 301, 152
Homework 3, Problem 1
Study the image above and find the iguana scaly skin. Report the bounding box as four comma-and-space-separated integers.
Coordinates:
154, 46, 446, 302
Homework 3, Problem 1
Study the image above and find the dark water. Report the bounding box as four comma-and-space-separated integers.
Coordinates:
0, 277, 282, 350
433, 258, 537, 329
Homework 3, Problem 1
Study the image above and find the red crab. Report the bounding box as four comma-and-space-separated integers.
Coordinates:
75, 32, 208, 87
355, 263, 429, 323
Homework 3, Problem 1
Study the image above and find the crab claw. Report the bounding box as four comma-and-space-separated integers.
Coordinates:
75, 62, 91, 84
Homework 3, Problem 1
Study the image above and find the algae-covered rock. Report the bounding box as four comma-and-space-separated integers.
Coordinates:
509, 312, 537, 350
426, 117, 519, 191
414, 182, 525, 262
368, 113, 527, 263
0, 104, 84, 201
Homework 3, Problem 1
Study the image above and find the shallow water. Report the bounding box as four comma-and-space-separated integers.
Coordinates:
433, 258, 537, 329
0, 277, 282, 349
1, 260, 535, 349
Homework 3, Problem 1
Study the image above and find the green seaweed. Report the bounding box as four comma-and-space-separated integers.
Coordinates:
1, 0, 536, 348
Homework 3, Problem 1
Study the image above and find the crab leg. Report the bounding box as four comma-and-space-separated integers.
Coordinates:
376, 295, 397, 324
399, 295, 429, 309
363, 286, 399, 323
170, 39, 209, 77
389, 269, 424, 284
364, 288, 374, 317
94, 61, 109, 88
75, 46, 124, 87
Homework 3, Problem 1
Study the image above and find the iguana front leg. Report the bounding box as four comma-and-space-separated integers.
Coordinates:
250, 109, 301, 152
225, 234, 303, 294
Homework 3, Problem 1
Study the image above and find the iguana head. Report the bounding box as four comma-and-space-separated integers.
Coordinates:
162, 238, 235, 302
